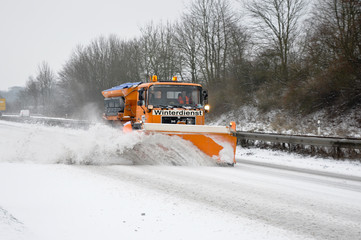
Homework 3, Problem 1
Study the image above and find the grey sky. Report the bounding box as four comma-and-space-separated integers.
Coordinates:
0, 0, 188, 91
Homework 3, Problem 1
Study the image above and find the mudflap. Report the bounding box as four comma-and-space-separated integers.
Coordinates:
142, 123, 237, 165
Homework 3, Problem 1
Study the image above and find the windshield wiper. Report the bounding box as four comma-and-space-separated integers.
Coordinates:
154, 104, 198, 109
156, 105, 172, 109
181, 105, 198, 109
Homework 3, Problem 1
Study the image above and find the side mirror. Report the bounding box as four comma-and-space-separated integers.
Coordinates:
202, 89, 208, 101
138, 88, 145, 101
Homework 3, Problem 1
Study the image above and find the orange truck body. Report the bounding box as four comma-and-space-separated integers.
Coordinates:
0, 99, 5, 111
102, 78, 237, 164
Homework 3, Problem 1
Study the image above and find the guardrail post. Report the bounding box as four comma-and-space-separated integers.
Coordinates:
335, 146, 343, 159
317, 120, 321, 135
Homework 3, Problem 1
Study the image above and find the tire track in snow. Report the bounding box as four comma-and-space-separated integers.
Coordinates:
0, 206, 28, 240
237, 159, 361, 183
79, 165, 361, 240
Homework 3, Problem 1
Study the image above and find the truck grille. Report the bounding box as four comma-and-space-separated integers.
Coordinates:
161, 117, 196, 125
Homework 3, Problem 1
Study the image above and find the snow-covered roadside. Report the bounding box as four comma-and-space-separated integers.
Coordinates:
210, 105, 361, 138
236, 146, 361, 177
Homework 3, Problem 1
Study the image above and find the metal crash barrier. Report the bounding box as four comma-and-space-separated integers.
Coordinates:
236, 131, 361, 149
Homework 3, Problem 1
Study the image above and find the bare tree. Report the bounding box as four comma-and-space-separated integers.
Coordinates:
36, 61, 55, 113
311, 0, 361, 63
59, 35, 144, 116
174, 15, 201, 83
245, 0, 306, 84
186, 0, 242, 87
25, 76, 39, 111
140, 22, 181, 81
298, 0, 361, 110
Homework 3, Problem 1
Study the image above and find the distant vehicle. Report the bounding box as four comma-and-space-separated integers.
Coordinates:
19, 109, 30, 117
0, 98, 5, 117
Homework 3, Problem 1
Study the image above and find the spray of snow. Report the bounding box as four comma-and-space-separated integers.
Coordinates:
207, 135, 235, 164
128, 134, 215, 166
0, 121, 214, 166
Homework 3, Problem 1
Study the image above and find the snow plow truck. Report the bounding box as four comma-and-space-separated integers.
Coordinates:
0, 98, 5, 117
101, 76, 237, 165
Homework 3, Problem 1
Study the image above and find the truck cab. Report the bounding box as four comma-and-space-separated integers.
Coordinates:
102, 77, 209, 127
136, 81, 208, 125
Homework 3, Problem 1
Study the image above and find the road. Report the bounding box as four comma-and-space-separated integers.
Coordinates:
79, 162, 361, 240
1, 120, 361, 239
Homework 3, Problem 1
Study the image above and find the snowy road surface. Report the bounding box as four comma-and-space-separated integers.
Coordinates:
1, 120, 361, 240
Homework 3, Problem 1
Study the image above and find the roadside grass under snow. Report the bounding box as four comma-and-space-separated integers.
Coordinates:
209, 105, 361, 138
236, 146, 361, 178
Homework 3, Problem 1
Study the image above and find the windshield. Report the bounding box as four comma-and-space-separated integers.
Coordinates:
148, 85, 202, 108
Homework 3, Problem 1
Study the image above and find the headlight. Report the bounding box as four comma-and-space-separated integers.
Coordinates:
204, 104, 210, 112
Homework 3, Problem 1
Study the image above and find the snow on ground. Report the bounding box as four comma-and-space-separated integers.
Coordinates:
0, 163, 315, 240
237, 146, 361, 178
210, 105, 361, 138
0, 206, 30, 240
1, 120, 361, 239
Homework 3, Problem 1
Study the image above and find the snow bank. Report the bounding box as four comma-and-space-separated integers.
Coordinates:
237, 146, 361, 177
210, 105, 361, 138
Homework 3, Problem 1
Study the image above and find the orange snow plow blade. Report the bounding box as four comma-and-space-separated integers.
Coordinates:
142, 123, 237, 165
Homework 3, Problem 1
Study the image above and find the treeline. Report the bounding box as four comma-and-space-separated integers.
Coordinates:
14, 0, 361, 118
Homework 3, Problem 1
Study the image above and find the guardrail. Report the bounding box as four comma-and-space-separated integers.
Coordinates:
0, 115, 92, 129
236, 131, 361, 149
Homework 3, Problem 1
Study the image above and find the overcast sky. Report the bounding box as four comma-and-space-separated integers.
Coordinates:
0, 0, 190, 91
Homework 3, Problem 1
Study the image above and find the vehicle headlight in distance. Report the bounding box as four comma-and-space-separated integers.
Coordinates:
204, 104, 210, 112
